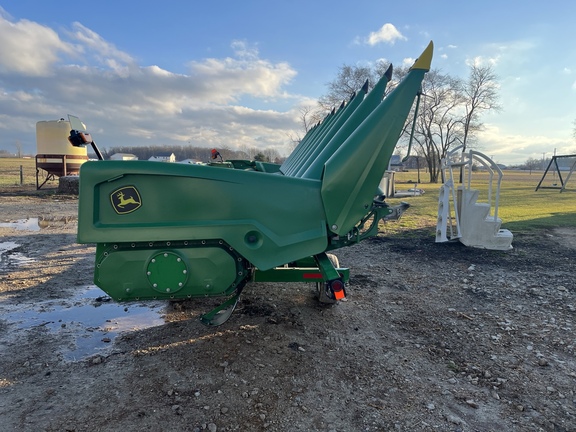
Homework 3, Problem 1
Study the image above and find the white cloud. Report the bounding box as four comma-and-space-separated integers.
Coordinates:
70, 22, 134, 63
187, 41, 297, 103
402, 57, 415, 68
472, 39, 539, 71
0, 18, 303, 156
478, 123, 575, 165
465, 55, 499, 68
437, 44, 457, 61
230, 40, 259, 60
0, 15, 77, 76
364, 23, 407, 46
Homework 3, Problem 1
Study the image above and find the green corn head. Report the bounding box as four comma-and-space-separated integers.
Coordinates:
76, 42, 433, 324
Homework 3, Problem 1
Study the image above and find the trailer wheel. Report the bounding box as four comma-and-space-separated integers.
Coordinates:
316, 253, 340, 304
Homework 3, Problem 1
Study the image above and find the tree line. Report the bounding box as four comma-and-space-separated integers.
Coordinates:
98, 144, 285, 164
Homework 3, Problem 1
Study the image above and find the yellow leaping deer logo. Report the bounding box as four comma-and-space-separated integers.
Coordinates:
110, 186, 142, 214
116, 191, 139, 207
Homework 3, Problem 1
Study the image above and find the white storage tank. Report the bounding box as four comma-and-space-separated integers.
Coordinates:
35, 119, 88, 187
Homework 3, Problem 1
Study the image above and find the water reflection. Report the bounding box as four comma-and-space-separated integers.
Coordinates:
0, 241, 36, 267
0, 216, 77, 231
2, 286, 166, 361
0, 218, 41, 231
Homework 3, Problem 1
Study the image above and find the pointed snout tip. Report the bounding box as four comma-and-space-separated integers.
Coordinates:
410, 41, 434, 71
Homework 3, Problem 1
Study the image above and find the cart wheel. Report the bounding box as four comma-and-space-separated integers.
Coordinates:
327, 253, 339, 268
316, 253, 340, 304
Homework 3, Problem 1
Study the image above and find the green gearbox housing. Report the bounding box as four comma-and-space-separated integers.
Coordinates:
76, 42, 434, 324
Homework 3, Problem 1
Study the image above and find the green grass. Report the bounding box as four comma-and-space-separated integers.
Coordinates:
0, 157, 39, 187
386, 170, 576, 234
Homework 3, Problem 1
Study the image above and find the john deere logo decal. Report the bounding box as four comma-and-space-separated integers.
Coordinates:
111, 186, 141, 214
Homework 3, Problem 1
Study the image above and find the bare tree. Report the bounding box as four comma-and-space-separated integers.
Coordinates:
317, 59, 500, 183
318, 60, 390, 111
262, 147, 281, 163
286, 105, 323, 150
523, 157, 541, 174
298, 105, 323, 134
319, 63, 465, 183
460, 64, 500, 153
453, 64, 500, 181
15, 140, 22, 158
405, 70, 466, 183
239, 144, 256, 160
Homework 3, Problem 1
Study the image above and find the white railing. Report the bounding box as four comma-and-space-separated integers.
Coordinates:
442, 147, 503, 222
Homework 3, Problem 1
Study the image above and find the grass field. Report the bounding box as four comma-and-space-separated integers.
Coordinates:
389, 170, 576, 233
0, 157, 42, 188
1, 157, 575, 232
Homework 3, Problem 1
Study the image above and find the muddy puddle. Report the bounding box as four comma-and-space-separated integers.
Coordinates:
0, 216, 78, 269
1, 286, 166, 361
0, 240, 36, 267
0, 218, 42, 231
0, 216, 76, 231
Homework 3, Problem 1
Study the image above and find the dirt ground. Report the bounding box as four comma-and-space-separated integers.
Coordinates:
0, 189, 575, 432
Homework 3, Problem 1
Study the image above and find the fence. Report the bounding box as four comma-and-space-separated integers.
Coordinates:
0, 164, 47, 187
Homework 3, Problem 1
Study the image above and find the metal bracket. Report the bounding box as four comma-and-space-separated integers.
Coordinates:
200, 280, 247, 326
314, 252, 346, 302
381, 202, 410, 221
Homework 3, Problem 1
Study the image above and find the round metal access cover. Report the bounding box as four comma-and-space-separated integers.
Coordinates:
146, 251, 188, 294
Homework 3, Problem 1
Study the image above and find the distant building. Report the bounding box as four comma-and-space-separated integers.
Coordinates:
388, 154, 404, 171
148, 152, 176, 163
479, 163, 507, 171
402, 155, 425, 170
557, 156, 576, 171
110, 153, 138, 161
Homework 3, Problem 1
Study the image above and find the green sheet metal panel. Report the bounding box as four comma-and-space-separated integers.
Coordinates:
78, 160, 328, 270
321, 42, 433, 235
252, 266, 350, 283
94, 242, 240, 300
293, 86, 368, 178
283, 108, 340, 177
288, 103, 346, 177
301, 65, 392, 180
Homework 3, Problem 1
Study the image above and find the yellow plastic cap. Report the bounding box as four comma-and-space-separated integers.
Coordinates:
410, 41, 434, 71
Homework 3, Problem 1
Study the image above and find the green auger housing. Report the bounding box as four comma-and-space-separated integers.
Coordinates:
76, 42, 433, 325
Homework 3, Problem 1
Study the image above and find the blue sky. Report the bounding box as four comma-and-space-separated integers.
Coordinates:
1, 1, 575, 165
